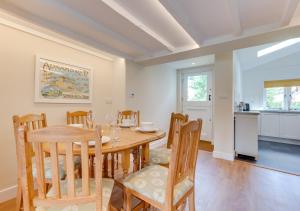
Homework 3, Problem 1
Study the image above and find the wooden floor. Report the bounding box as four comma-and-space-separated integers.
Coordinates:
1, 151, 299, 211
198, 140, 214, 152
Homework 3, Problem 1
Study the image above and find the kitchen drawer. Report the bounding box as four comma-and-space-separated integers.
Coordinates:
279, 114, 300, 140
260, 113, 280, 137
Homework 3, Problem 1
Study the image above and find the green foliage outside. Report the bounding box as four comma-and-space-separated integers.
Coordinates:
266, 86, 300, 110
188, 75, 207, 101
266, 87, 284, 109
290, 87, 300, 110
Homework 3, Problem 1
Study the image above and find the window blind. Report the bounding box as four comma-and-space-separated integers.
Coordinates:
264, 79, 300, 88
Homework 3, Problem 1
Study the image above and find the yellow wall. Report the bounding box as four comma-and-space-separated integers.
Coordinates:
0, 23, 118, 190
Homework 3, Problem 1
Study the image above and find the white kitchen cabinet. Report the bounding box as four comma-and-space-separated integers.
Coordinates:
279, 114, 300, 140
260, 113, 280, 137
235, 112, 259, 159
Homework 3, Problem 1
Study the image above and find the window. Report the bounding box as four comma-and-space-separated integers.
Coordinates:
264, 86, 300, 110
187, 75, 207, 101
290, 86, 300, 110
265, 87, 285, 110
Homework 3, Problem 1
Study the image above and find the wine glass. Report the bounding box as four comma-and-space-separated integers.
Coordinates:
86, 111, 96, 129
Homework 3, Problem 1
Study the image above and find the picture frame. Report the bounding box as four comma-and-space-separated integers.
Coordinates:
35, 55, 93, 104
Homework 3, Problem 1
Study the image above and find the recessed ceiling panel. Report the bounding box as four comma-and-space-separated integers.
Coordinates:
61, 0, 169, 53
239, 0, 286, 29
177, 0, 234, 39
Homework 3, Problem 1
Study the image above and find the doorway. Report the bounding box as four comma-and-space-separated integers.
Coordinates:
178, 65, 213, 142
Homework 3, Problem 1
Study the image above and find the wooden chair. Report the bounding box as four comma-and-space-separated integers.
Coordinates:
13, 113, 65, 211
150, 112, 189, 166
123, 119, 202, 211
108, 110, 140, 178
117, 110, 140, 127
15, 125, 114, 211
66, 110, 92, 128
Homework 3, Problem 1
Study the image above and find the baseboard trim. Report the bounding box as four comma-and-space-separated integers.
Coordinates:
213, 150, 234, 161
259, 136, 300, 145
0, 185, 17, 203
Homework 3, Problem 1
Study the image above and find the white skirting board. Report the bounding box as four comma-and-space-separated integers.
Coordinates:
213, 150, 234, 161
0, 185, 17, 203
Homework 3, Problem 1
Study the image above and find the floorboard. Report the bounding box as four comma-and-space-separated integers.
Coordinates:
1, 151, 299, 211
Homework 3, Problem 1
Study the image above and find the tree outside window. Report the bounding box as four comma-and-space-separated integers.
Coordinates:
187, 75, 207, 101
265, 86, 300, 110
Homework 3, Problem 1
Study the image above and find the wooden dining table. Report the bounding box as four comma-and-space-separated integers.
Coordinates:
43, 127, 166, 178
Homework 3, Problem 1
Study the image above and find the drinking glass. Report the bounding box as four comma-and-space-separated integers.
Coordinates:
111, 125, 121, 143
87, 111, 96, 129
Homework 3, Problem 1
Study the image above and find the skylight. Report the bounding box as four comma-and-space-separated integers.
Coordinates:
257, 38, 300, 57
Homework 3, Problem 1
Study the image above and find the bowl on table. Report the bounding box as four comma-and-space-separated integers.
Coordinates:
136, 122, 159, 133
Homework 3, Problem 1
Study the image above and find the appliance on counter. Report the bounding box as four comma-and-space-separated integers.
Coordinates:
238, 102, 250, 111
234, 112, 259, 160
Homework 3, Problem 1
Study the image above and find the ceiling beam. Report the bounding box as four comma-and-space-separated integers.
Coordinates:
158, 0, 203, 46
44, 0, 151, 55
0, 3, 133, 60
280, 0, 300, 26
137, 25, 300, 66
227, 0, 242, 36
102, 0, 175, 52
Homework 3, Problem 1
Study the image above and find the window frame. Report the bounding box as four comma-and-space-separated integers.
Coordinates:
263, 86, 300, 110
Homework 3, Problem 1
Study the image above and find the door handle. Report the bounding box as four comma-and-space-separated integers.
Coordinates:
209, 95, 212, 101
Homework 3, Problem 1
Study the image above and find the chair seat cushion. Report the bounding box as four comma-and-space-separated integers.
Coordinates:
36, 178, 114, 211
32, 156, 65, 180
150, 147, 171, 165
123, 165, 193, 206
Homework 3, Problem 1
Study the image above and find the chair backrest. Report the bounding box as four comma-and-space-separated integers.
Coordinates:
166, 112, 189, 148
117, 110, 140, 127
166, 119, 202, 207
16, 125, 103, 211
13, 113, 48, 157
66, 110, 92, 127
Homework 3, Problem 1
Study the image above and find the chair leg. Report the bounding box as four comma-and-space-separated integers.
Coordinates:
188, 191, 195, 211
111, 153, 115, 178
123, 188, 132, 211
116, 153, 119, 169
16, 181, 22, 211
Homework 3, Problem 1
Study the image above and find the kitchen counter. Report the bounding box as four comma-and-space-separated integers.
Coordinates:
258, 110, 300, 114
234, 111, 260, 115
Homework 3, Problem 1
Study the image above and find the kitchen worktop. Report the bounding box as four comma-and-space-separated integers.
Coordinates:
234, 111, 260, 115
258, 110, 300, 114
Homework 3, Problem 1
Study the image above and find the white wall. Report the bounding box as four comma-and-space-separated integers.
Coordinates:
233, 51, 243, 108
213, 52, 235, 160
0, 23, 124, 197
125, 61, 177, 146
241, 52, 300, 109
112, 58, 126, 113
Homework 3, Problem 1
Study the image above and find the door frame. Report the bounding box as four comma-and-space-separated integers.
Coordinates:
176, 65, 215, 143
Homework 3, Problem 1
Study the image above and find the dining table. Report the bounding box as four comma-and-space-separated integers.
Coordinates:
43, 127, 166, 178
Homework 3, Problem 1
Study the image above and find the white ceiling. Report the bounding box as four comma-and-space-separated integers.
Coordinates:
236, 40, 300, 71
165, 55, 215, 70
1, 0, 300, 61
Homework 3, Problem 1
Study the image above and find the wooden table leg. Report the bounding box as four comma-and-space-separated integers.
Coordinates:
132, 147, 140, 172
141, 143, 150, 168
103, 154, 108, 178
122, 149, 131, 178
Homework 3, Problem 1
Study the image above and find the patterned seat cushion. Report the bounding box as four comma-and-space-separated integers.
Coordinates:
123, 165, 193, 205
150, 147, 171, 165
32, 156, 65, 180
36, 178, 114, 211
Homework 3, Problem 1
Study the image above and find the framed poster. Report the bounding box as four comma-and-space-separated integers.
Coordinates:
35, 55, 93, 103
